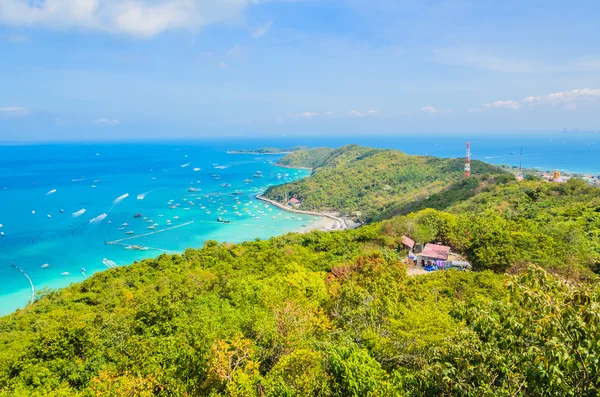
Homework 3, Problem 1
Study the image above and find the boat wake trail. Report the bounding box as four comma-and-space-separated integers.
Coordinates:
137, 188, 161, 200
89, 213, 107, 225
108, 193, 129, 212
72, 209, 86, 218
113, 193, 129, 205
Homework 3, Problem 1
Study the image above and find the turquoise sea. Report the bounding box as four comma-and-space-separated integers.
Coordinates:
1, 134, 599, 316
0, 142, 318, 315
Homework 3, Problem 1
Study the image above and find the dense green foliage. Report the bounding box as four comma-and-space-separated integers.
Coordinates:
2, 145, 600, 396
276, 147, 334, 169
265, 145, 510, 221
1, 221, 599, 396
378, 178, 600, 276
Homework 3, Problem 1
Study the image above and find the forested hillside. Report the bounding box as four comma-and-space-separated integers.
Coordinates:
276, 147, 334, 169
2, 220, 600, 396
382, 179, 600, 276
2, 145, 600, 396
265, 145, 511, 221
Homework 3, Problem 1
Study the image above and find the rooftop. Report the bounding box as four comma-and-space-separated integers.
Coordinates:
401, 235, 415, 249
421, 243, 451, 260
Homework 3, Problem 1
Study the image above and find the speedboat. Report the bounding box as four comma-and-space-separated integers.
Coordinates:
193, 168, 201, 171
134, 213, 142, 218
41, 263, 49, 268
126, 231, 135, 235
244, 179, 253, 183
188, 187, 201, 192
103, 259, 117, 268
221, 183, 231, 187
121, 223, 128, 227
147, 226, 155, 230
61, 272, 70, 276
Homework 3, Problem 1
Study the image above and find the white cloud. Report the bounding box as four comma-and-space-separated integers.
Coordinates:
288, 112, 318, 119
0, 106, 29, 116
251, 20, 272, 39
522, 88, 600, 109
470, 100, 521, 112
0, 0, 249, 38
94, 118, 120, 125
420, 106, 437, 113
347, 110, 379, 117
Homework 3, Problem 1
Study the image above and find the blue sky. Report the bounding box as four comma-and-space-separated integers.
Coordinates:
0, 0, 599, 141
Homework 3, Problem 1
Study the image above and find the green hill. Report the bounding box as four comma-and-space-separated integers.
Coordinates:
265, 145, 511, 221
2, 146, 600, 396
2, 219, 599, 396
276, 147, 334, 169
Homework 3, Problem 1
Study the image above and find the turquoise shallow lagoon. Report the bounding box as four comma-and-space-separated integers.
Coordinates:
0, 142, 319, 315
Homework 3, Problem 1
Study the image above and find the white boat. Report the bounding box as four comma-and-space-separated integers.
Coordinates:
102, 258, 118, 268
126, 231, 134, 235
0, 224, 2, 228
0, 232, 4, 237
46, 189, 57, 195
193, 168, 201, 171
121, 223, 128, 227
173, 216, 179, 219
61, 272, 70, 276
181, 162, 190, 168
41, 263, 49, 268
118, 227, 124, 231
47, 214, 51, 218
72, 209, 86, 217
147, 226, 155, 230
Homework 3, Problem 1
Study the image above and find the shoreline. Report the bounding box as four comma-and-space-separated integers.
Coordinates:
275, 163, 313, 171
256, 194, 348, 231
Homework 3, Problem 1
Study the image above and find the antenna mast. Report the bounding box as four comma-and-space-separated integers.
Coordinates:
465, 142, 471, 177
519, 146, 523, 172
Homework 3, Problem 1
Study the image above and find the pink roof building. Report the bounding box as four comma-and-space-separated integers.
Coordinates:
401, 235, 415, 249
421, 243, 451, 260
288, 198, 301, 205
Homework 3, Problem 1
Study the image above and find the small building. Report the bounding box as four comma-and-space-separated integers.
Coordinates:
552, 169, 565, 183
401, 235, 415, 251
416, 243, 451, 267
288, 198, 301, 208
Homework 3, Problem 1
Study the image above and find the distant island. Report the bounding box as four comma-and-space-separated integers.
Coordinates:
227, 146, 309, 155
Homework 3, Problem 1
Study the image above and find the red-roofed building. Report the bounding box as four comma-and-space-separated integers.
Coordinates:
401, 235, 415, 250
417, 243, 451, 266
288, 198, 301, 207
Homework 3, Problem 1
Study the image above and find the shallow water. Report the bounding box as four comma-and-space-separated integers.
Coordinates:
0, 142, 319, 315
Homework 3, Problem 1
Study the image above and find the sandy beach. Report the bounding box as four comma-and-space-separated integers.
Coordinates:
295, 216, 341, 233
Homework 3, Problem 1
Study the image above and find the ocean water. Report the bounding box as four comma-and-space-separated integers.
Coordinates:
0, 143, 318, 315
1, 134, 599, 315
